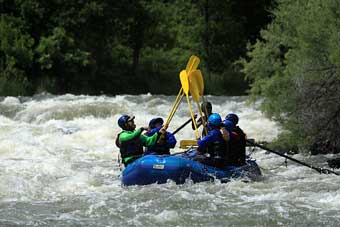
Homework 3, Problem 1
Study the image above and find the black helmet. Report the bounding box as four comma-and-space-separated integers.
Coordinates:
225, 113, 239, 125
201, 102, 212, 114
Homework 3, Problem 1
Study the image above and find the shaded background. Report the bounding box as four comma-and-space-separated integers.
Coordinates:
1, 0, 273, 96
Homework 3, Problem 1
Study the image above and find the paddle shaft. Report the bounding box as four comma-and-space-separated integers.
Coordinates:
165, 88, 183, 126
170, 147, 194, 156
170, 150, 189, 156
172, 117, 193, 135
188, 70, 208, 135
247, 140, 339, 175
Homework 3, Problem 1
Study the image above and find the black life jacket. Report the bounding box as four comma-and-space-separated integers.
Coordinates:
145, 133, 170, 155
206, 139, 226, 160
228, 126, 246, 166
116, 132, 144, 164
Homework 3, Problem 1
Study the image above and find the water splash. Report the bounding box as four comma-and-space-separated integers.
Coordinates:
0, 94, 339, 226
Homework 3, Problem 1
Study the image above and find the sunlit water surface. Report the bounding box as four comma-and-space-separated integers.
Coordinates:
0, 94, 339, 226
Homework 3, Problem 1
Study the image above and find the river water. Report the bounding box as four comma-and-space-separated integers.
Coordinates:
0, 94, 339, 226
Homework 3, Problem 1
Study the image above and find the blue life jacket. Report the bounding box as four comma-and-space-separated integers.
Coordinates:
145, 126, 177, 155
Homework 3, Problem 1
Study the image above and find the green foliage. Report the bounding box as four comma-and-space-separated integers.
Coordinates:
205, 64, 249, 95
36, 27, 90, 70
269, 131, 300, 154
0, 15, 34, 95
242, 0, 340, 150
1, 0, 273, 96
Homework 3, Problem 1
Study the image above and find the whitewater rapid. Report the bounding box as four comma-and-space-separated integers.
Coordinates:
0, 94, 339, 226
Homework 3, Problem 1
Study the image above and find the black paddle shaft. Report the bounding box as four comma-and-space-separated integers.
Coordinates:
172, 118, 193, 135
247, 140, 339, 176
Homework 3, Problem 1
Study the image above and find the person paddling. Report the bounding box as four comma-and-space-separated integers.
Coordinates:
223, 113, 246, 166
116, 115, 167, 167
144, 117, 177, 155
195, 113, 226, 169
192, 101, 212, 136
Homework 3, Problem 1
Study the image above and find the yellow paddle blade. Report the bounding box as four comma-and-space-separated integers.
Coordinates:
180, 139, 198, 149
185, 55, 200, 74
189, 70, 208, 134
180, 70, 189, 95
194, 70, 204, 96
185, 56, 195, 72
165, 55, 199, 129
188, 70, 201, 102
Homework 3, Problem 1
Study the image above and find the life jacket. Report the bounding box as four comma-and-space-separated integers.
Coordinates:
115, 134, 121, 148
227, 126, 246, 166
117, 132, 144, 166
146, 136, 170, 155
206, 140, 226, 160
145, 128, 170, 155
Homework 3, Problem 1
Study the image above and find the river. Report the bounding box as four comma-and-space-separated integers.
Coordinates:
0, 94, 339, 226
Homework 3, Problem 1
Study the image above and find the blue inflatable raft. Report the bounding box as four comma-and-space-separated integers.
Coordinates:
121, 150, 262, 186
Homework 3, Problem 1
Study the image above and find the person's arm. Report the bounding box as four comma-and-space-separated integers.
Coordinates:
166, 132, 177, 148
119, 128, 144, 144
197, 131, 214, 150
140, 131, 159, 146
221, 127, 230, 142
145, 126, 161, 136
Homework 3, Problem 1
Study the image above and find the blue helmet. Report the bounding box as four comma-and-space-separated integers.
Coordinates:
208, 113, 222, 127
118, 115, 135, 129
149, 117, 164, 129
225, 113, 239, 125
223, 119, 234, 133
